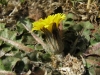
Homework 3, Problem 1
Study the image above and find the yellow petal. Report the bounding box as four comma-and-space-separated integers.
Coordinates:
32, 13, 66, 32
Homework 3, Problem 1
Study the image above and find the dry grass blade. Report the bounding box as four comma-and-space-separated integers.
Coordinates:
87, 0, 91, 9
0, 36, 33, 52
21, 23, 47, 50
0, 70, 16, 75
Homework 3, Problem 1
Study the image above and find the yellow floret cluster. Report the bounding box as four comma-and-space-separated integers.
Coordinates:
32, 13, 66, 32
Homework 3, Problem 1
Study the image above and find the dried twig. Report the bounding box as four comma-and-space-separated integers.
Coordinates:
0, 36, 33, 52
9, 7, 18, 16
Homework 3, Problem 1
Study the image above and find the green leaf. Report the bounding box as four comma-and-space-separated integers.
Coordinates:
11, 58, 20, 69
72, 24, 83, 31
14, 51, 25, 58
0, 0, 7, 5
22, 34, 35, 44
81, 21, 94, 29
27, 51, 39, 61
2, 44, 13, 52
41, 53, 51, 62
24, 19, 32, 30
0, 40, 3, 45
16, 21, 25, 35
2, 57, 20, 71
94, 33, 100, 42
35, 44, 43, 50
0, 29, 17, 40
63, 21, 75, 30
64, 21, 75, 26
2, 57, 13, 71
0, 23, 5, 31
22, 57, 29, 65
19, 18, 32, 31
12, 60, 25, 73
82, 29, 91, 41
20, 0, 25, 3
0, 59, 5, 70
89, 67, 96, 75
22, 57, 30, 71
66, 13, 74, 20
27, 45, 35, 50
90, 38, 97, 45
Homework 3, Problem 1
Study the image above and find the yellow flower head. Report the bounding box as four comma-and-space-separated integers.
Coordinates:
32, 13, 66, 32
